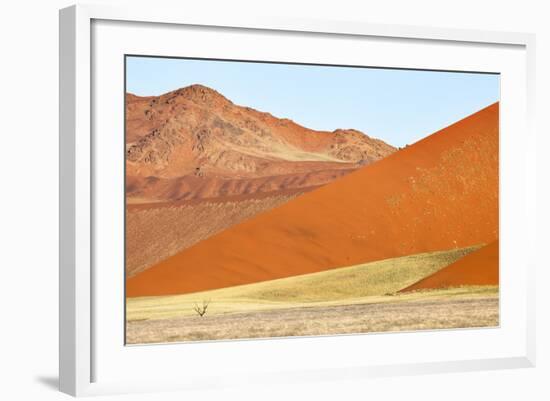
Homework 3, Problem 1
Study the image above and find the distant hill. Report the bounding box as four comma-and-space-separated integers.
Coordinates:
126, 84, 396, 202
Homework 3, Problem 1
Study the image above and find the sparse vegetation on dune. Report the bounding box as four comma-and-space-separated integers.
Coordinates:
126, 246, 484, 322
125, 192, 300, 277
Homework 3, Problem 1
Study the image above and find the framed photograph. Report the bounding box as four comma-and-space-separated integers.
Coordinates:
59, 4, 536, 396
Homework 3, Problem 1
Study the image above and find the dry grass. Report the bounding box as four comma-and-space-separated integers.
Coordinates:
126, 247, 480, 321
266, 142, 346, 162
126, 293, 499, 344
126, 247, 499, 344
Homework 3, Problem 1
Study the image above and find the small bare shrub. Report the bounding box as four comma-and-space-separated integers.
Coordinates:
193, 300, 210, 317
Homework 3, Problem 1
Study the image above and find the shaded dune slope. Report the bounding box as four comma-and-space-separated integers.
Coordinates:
399, 240, 499, 292
127, 103, 499, 297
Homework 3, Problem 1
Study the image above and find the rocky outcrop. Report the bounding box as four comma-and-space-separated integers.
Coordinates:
126, 84, 397, 202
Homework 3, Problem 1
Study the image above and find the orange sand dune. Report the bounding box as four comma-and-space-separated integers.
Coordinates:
399, 240, 499, 292
127, 103, 499, 297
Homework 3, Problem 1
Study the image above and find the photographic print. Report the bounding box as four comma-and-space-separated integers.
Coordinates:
124, 56, 499, 345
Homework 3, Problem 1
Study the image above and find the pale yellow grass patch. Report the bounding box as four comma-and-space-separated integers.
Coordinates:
127, 247, 484, 322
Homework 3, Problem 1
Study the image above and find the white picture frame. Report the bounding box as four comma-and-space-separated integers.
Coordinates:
59, 4, 536, 397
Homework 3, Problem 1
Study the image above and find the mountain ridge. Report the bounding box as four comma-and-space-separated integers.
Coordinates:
126, 84, 396, 202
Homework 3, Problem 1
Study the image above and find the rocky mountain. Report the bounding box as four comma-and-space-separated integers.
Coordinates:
126, 84, 396, 202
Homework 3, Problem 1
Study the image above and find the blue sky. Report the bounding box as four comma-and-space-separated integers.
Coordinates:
126, 56, 499, 148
